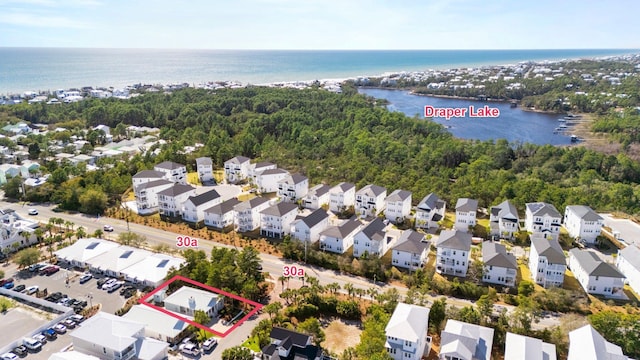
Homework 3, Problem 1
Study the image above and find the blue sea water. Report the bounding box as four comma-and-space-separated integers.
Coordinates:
0, 48, 635, 94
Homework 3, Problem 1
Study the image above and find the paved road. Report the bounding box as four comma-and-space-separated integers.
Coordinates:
600, 213, 640, 247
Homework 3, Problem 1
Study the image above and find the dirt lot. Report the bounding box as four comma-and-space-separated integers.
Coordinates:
321, 319, 362, 356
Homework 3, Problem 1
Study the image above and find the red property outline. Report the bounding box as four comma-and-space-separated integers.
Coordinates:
138, 275, 263, 337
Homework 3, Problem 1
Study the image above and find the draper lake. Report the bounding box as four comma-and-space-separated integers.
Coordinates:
359, 88, 573, 145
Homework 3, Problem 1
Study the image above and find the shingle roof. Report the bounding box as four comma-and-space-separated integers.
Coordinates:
320, 218, 361, 239
491, 200, 519, 221
394, 230, 429, 253
385, 303, 430, 342
569, 248, 624, 278
187, 189, 220, 206
526, 202, 561, 218
531, 237, 566, 264
132, 170, 165, 179
357, 184, 387, 197
307, 184, 330, 197
154, 161, 184, 170
482, 242, 517, 269
456, 198, 478, 212
253, 161, 275, 170
618, 245, 640, 271
565, 205, 603, 222
436, 230, 472, 251
331, 182, 355, 193
204, 198, 241, 215
260, 168, 289, 176
195, 157, 212, 166
156, 183, 195, 197
360, 218, 386, 241
134, 179, 173, 191
299, 208, 329, 228
261, 202, 299, 217
234, 197, 270, 211
417, 193, 440, 211
226, 156, 250, 164
279, 173, 308, 185
269, 327, 311, 347
386, 189, 412, 202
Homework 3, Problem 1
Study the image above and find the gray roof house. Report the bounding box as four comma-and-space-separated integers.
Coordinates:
489, 200, 519, 239
568, 248, 626, 297
392, 230, 430, 270
482, 241, 518, 287
439, 319, 494, 360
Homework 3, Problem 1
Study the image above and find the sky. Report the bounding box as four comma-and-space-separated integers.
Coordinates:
0, 0, 638, 50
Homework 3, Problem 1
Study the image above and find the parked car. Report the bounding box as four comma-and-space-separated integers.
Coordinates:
0, 353, 18, 360
96, 278, 109, 287
103, 225, 114, 232
202, 338, 218, 352
23, 337, 42, 352
11, 346, 27, 358
68, 314, 85, 323
28, 264, 46, 272
41, 328, 57, 340
13, 284, 26, 292
79, 273, 92, 284
25, 285, 39, 295
62, 319, 76, 329
28, 209, 38, 215
53, 324, 67, 334
3, 282, 15, 289
43, 266, 60, 275
33, 334, 47, 345
106, 281, 124, 293
180, 342, 200, 356
101, 278, 117, 290
0, 278, 14, 286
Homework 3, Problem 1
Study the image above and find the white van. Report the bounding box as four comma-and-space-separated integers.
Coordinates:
23, 337, 42, 351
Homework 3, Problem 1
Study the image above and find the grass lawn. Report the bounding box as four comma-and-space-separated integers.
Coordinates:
238, 193, 256, 201
187, 172, 201, 186
213, 170, 225, 184
518, 263, 545, 293
441, 212, 455, 229
242, 336, 261, 352
623, 285, 639, 302
477, 218, 490, 228
563, 269, 585, 292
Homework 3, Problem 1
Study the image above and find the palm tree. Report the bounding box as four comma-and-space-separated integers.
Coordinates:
278, 275, 288, 290
64, 220, 74, 233
325, 282, 341, 295
54, 218, 64, 233
93, 229, 103, 239
75, 226, 86, 240
344, 283, 355, 298
33, 228, 45, 244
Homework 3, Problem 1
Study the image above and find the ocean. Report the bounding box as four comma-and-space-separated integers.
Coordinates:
0, 48, 635, 94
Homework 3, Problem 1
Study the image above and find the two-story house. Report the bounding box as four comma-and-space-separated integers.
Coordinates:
355, 184, 387, 219
234, 197, 271, 232
132, 170, 166, 188
435, 230, 472, 277
154, 161, 187, 184
455, 198, 478, 232
525, 202, 562, 241
162, 286, 224, 318
277, 173, 309, 203
529, 237, 566, 288
482, 241, 517, 287
260, 202, 299, 238
392, 230, 430, 270
256, 168, 289, 193
489, 200, 519, 240
568, 324, 631, 360
303, 184, 330, 210
319, 218, 362, 254
157, 183, 197, 219
290, 208, 329, 243
329, 182, 356, 213
353, 218, 396, 258
249, 161, 277, 184
134, 179, 173, 215
568, 248, 625, 297
204, 198, 241, 230
415, 193, 446, 230
439, 319, 494, 360
385, 303, 431, 360
260, 327, 322, 360
563, 205, 604, 244
224, 156, 251, 184
505, 332, 557, 360
616, 245, 640, 296
195, 157, 213, 184
181, 189, 221, 224
385, 189, 412, 224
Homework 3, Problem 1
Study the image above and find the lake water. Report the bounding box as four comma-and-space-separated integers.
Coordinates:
359, 88, 573, 145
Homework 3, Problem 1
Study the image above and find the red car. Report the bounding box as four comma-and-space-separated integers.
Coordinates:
43, 266, 60, 275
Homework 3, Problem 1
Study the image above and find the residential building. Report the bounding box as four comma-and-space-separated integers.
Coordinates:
568, 248, 625, 297
0, 211, 40, 253
353, 218, 396, 258
439, 319, 494, 360
482, 242, 517, 287
54, 238, 120, 268
181, 189, 221, 224
392, 230, 430, 270
415, 193, 446, 230
563, 205, 604, 244
123, 305, 190, 345
303, 184, 330, 210
260, 202, 299, 238
489, 200, 519, 239
260, 327, 322, 360
153, 161, 187, 184
235, 197, 270, 232
329, 182, 356, 213
385, 189, 412, 224
203, 198, 241, 230
525, 202, 562, 241
256, 168, 289, 193
162, 286, 224, 318
385, 303, 431, 360
249, 161, 277, 183
70, 312, 168, 360
87, 246, 150, 278
224, 156, 251, 184
504, 332, 557, 360
616, 245, 640, 295
355, 184, 387, 218
157, 183, 197, 218
319, 218, 362, 254
568, 324, 631, 360
529, 237, 566, 288
291, 208, 330, 243
120, 253, 185, 287
277, 173, 309, 202
134, 179, 173, 215
195, 157, 213, 183
132, 170, 166, 187
435, 230, 472, 277
455, 198, 478, 232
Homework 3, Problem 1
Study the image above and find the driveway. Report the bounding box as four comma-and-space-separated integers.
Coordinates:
600, 213, 640, 246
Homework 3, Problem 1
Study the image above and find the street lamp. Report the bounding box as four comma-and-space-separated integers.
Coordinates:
87, 292, 93, 308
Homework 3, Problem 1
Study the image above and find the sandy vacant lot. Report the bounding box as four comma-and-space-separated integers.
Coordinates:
322, 319, 362, 355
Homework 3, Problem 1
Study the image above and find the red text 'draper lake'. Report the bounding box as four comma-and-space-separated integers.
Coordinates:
424, 105, 500, 120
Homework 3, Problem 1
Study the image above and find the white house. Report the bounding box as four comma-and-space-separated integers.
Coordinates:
204, 198, 241, 230
54, 238, 120, 268
162, 286, 224, 318
489, 200, 519, 239
355, 184, 387, 218
132, 170, 166, 187
482, 241, 517, 287
0, 212, 39, 253
235, 197, 271, 232
277, 173, 309, 202
415, 193, 446, 230
529, 237, 566, 288
157, 183, 197, 218
255, 168, 289, 193
385, 303, 431, 360
439, 319, 494, 360
505, 332, 557, 360
249, 161, 277, 183
224, 156, 251, 184
616, 245, 640, 295
291, 208, 329, 243
303, 184, 331, 210
134, 179, 174, 215
123, 305, 190, 345
260, 202, 299, 238
154, 161, 187, 184
568, 248, 625, 297
70, 312, 168, 360
319, 218, 362, 254
525, 202, 562, 241
563, 205, 604, 244
181, 189, 221, 224
568, 324, 631, 360
195, 157, 213, 183
329, 182, 356, 213
120, 253, 185, 287
87, 246, 150, 278
385, 189, 412, 224
392, 230, 430, 270
435, 230, 472, 277
353, 218, 396, 258
455, 198, 478, 232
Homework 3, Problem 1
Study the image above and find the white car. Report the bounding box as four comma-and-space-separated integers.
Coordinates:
33, 334, 47, 344
103, 225, 114, 232
1, 353, 18, 360
101, 278, 117, 290
28, 209, 38, 215
53, 323, 67, 334
180, 342, 200, 356
202, 337, 218, 352
25, 285, 39, 295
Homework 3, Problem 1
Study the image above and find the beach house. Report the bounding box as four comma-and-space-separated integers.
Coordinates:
568, 248, 625, 297
224, 156, 251, 184
435, 230, 472, 277
329, 182, 356, 213
277, 173, 309, 202
489, 200, 519, 240
525, 202, 562, 241
529, 237, 566, 288
303, 184, 331, 210
290, 208, 330, 243
260, 201, 299, 238
385, 303, 431, 360
355, 184, 387, 218
482, 241, 517, 287
563, 205, 604, 244
384, 189, 412, 224
455, 198, 478, 232
415, 193, 446, 230
391, 230, 430, 270
319, 218, 362, 254
616, 245, 640, 295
